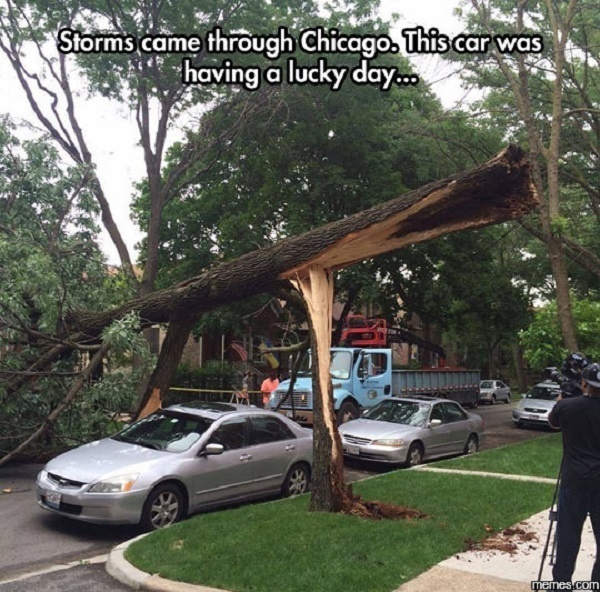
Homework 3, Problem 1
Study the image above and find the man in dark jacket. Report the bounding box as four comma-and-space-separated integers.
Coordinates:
548, 362, 600, 582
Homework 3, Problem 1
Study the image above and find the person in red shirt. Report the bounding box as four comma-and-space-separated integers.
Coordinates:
261, 370, 279, 408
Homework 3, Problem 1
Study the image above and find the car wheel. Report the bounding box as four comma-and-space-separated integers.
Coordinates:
464, 434, 478, 455
336, 401, 360, 425
491, 395, 496, 405
141, 483, 184, 531
282, 464, 310, 497
405, 442, 424, 468
514, 421, 523, 429
505, 393, 511, 403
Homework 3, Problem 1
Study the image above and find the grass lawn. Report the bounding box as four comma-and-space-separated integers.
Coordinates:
126, 468, 555, 592
433, 432, 562, 478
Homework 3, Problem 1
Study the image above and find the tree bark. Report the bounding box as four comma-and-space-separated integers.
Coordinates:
67, 145, 537, 337
136, 315, 199, 419
292, 266, 350, 512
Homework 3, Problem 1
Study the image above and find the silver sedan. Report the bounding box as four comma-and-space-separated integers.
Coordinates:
36, 402, 312, 530
479, 380, 511, 404
512, 381, 561, 428
338, 397, 484, 466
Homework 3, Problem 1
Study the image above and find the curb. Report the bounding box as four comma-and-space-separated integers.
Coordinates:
106, 533, 228, 592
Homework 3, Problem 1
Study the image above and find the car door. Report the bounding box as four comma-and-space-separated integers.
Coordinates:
245, 415, 301, 494
424, 402, 454, 457
190, 416, 254, 509
354, 350, 392, 404
497, 381, 510, 401
440, 402, 470, 454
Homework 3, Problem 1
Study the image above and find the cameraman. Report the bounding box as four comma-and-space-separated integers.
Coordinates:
550, 351, 588, 399
548, 359, 600, 583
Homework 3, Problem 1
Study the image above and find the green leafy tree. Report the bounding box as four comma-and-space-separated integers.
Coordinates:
520, 297, 600, 371
0, 119, 150, 461
450, 0, 600, 352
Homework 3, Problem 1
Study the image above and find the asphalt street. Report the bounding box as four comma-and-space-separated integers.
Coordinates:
0, 563, 131, 592
0, 463, 138, 580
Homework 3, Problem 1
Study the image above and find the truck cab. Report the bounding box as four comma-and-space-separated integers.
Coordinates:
270, 348, 392, 425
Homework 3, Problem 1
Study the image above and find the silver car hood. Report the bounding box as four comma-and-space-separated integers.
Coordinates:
44, 437, 168, 483
519, 398, 556, 411
339, 419, 419, 439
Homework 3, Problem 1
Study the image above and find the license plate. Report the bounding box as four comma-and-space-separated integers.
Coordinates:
45, 490, 61, 509
286, 411, 294, 418
528, 414, 539, 420
345, 444, 360, 455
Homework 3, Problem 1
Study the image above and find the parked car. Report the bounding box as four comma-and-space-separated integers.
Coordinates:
338, 396, 484, 467
479, 379, 511, 404
37, 402, 312, 530
512, 381, 561, 429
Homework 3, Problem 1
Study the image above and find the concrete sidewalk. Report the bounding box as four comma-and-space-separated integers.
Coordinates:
395, 508, 597, 591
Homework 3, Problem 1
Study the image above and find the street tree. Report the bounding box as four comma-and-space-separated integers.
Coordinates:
1, 145, 538, 512
452, 0, 600, 351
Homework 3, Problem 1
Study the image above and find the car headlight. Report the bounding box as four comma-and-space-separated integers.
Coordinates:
372, 439, 405, 447
88, 473, 139, 493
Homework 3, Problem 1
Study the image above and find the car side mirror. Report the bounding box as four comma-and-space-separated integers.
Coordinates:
202, 443, 224, 456
429, 418, 442, 427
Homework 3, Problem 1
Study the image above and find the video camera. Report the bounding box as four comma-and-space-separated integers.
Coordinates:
545, 352, 589, 399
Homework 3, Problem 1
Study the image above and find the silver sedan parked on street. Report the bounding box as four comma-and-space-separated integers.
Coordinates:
479, 380, 511, 404
512, 381, 561, 429
37, 402, 312, 530
338, 397, 484, 467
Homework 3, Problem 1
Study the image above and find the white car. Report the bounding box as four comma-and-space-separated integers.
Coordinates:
479, 380, 511, 404
512, 381, 561, 428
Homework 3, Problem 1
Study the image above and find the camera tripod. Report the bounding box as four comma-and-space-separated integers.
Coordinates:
538, 463, 562, 580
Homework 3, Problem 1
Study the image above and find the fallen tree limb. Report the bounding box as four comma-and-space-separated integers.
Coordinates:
67, 145, 537, 335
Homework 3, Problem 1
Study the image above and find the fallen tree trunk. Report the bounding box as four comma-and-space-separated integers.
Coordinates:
68, 145, 537, 336
67, 145, 537, 419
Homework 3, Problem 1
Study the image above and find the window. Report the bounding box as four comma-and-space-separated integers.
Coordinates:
208, 417, 248, 451
330, 351, 352, 379
113, 411, 212, 453
249, 416, 295, 445
441, 402, 467, 423
430, 404, 444, 423
364, 400, 429, 426
359, 352, 388, 378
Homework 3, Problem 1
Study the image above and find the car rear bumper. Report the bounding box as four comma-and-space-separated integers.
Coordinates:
36, 471, 146, 525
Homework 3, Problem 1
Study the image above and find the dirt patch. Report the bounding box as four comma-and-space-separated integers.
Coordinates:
342, 490, 427, 521
465, 525, 538, 555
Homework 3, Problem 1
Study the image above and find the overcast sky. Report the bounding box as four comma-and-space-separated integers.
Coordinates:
1, 1, 467, 265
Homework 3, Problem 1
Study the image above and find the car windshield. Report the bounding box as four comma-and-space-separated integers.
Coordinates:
112, 411, 214, 452
363, 400, 431, 427
526, 386, 560, 401
480, 381, 494, 389
298, 351, 353, 380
